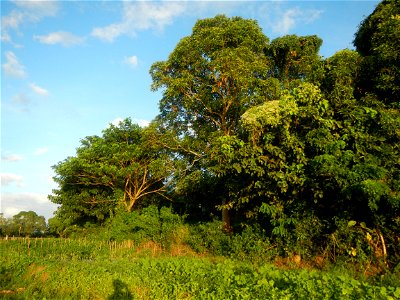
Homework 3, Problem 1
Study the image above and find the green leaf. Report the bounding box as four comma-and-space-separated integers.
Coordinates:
348, 220, 357, 227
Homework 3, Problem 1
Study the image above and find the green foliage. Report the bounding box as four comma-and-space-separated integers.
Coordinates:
50, 118, 175, 227
266, 34, 323, 86
0, 211, 47, 237
354, 0, 400, 106
186, 221, 275, 262
320, 49, 361, 107
102, 205, 185, 249
186, 220, 232, 255
150, 15, 279, 229
151, 15, 273, 136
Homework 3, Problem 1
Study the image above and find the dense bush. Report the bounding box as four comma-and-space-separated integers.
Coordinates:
100, 205, 185, 249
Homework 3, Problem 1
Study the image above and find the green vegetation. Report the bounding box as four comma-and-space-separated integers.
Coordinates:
1, 237, 399, 299
0, 211, 46, 237
1, 1, 399, 298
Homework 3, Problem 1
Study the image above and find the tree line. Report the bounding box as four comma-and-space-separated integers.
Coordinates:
42, 0, 399, 266
0, 212, 47, 237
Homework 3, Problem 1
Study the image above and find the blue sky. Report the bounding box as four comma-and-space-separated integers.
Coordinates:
1, 0, 379, 221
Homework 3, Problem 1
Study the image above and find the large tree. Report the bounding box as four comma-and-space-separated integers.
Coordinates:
50, 119, 175, 226
3, 211, 47, 237
150, 15, 276, 230
213, 42, 399, 261
151, 15, 275, 137
354, 0, 400, 106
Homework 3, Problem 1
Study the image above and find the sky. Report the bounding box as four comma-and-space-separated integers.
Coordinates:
1, 0, 380, 221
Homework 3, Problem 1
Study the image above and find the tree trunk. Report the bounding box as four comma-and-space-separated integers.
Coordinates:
222, 199, 232, 233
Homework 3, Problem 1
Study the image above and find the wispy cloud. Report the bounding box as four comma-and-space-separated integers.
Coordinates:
1, 154, 24, 162
1, 0, 59, 44
272, 7, 323, 34
10, 93, 33, 113
2, 51, 27, 78
34, 31, 85, 47
124, 55, 138, 68
1, 173, 23, 187
12, 93, 30, 105
12, 0, 59, 16
30, 83, 49, 97
91, 1, 186, 42
34, 147, 49, 156
1, 11, 24, 43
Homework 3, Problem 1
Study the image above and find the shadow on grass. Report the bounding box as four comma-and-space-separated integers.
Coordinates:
107, 279, 133, 300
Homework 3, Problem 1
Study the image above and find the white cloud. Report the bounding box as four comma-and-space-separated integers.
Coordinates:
34, 147, 49, 155
111, 117, 124, 126
1, 11, 24, 42
92, 23, 125, 43
1, 154, 24, 162
3, 207, 21, 218
135, 119, 150, 128
272, 7, 323, 34
1, 192, 58, 220
1, 0, 59, 44
1, 173, 23, 187
2, 51, 27, 78
12, 93, 30, 105
10, 93, 32, 113
124, 55, 138, 68
30, 83, 49, 96
34, 31, 85, 47
12, 0, 59, 16
110, 117, 149, 128
91, 1, 186, 42
276, 8, 298, 34
1, 10, 24, 29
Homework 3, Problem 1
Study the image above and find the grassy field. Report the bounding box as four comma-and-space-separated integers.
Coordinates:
1, 238, 399, 299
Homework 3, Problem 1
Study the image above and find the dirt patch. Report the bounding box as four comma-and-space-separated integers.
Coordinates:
26, 264, 49, 282
0, 288, 25, 295
0, 290, 15, 294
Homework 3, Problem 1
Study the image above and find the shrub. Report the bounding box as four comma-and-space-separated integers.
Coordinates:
103, 205, 185, 249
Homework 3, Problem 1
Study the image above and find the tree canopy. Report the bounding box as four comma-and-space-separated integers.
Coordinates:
50, 118, 175, 228
0, 211, 46, 237
354, 0, 400, 106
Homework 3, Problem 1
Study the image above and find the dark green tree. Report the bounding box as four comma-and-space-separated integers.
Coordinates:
10, 211, 46, 236
212, 83, 332, 236
150, 15, 276, 230
266, 34, 323, 87
354, 0, 400, 106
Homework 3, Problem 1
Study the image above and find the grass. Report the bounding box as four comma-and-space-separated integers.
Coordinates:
1, 237, 399, 299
